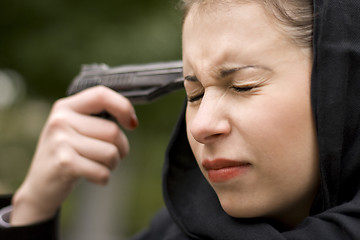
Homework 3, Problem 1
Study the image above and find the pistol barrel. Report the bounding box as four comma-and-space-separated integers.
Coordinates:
67, 60, 184, 104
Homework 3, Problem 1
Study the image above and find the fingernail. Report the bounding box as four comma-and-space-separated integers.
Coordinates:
130, 114, 138, 129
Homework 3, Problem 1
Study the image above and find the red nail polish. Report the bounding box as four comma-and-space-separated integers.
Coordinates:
130, 116, 138, 128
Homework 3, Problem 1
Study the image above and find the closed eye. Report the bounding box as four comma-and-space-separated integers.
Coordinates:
187, 86, 256, 102
187, 92, 204, 102
232, 86, 255, 92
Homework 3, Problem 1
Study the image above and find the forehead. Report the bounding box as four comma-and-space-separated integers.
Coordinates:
182, 2, 290, 72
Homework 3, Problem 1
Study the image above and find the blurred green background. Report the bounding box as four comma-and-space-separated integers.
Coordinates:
0, 0, 184, 239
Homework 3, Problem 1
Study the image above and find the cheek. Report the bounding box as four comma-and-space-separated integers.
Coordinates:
221, 93, 319, 219
240, 87, 317, 168
240, 84, 318, 191
234, 66, 314, 155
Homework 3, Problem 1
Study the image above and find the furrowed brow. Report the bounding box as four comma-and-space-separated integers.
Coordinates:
184, 67, 250, 82
219, 65, 272, 78
184, 65, 271, 81
220, 65, 256, 78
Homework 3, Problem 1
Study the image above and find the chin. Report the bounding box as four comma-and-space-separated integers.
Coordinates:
222, 206, 261, 219
218, 196, 267, 219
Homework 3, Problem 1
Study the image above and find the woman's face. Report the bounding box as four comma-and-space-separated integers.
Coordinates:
183, 2, 319, 227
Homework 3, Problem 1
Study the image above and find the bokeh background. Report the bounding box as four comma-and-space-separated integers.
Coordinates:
0, 0, 184, 239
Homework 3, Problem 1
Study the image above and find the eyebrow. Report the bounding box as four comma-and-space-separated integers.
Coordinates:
184, 65, 266, 82
220, 65, 256, 78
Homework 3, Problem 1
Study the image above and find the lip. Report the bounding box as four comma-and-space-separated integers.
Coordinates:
202, 159, 251, 183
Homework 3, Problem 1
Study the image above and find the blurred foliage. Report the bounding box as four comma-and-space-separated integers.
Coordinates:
0, 0, 185, 239
0, 0, 182, 99
0, 100, 51, 188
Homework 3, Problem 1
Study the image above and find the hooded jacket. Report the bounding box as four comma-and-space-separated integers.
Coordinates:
1, 0, 360, 239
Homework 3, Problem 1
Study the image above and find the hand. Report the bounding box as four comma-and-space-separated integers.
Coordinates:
10, 86, 138, 226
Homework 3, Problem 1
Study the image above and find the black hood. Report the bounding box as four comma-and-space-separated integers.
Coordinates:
162, 0, 360, 239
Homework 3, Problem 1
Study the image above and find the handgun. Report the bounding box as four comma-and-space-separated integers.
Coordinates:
67, 60, 184, 104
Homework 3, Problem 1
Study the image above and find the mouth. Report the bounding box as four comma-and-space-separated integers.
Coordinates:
202, 159, 251, 183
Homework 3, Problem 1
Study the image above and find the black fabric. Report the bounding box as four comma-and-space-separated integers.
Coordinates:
131, 208, 191, 240
0, 195, 59, 240
311, 0, 360, 210
161, 0, 360, 239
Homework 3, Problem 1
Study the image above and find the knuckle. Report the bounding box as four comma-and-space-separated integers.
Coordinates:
101, 145, 119, 169
105, 122, 121, 142
52, 132, 69, 146
47, 111, 70, 132
93, 86, 109, 103
93, 85, 108, 92
54, 148, 77, 178
56, 148, 75, 168
119, 134, 130, 158
44, 122, 72, 149
54, 148, 81, 184
108, 143, 118, 155
52, 98, 68, 111
92, 85, 132, 111
106, 145, 119, 160
122, 140, 130, 158
96, 168, 110, 185
102, 121, 121, 144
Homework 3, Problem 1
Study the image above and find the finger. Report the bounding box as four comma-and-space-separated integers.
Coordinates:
64, 86, 138, 130
72, 154, 112, 185
64, 111, 130, 156
70, 133, 122, 170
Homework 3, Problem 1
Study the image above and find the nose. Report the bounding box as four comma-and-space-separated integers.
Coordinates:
188, 92, 231, 144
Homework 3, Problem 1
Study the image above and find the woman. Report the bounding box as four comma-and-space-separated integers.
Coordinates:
1, 0, 360, 239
